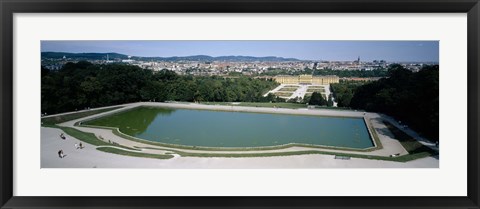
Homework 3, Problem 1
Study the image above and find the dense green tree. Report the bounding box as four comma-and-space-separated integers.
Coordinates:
349, 64, 439, 141
330, 80, 366, 107
308, 92, 327, 106
327, 95, 334, 107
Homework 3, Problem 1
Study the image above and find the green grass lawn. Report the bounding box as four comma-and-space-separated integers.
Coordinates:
96, 147, 174, 159
60, 126, 111, 146
279, 87, 298, 91
274, 92, 293, 97
48, 125, 138, 151
42, 106, 123, 126
136, 146, 426, 162
306, 88, 326, 93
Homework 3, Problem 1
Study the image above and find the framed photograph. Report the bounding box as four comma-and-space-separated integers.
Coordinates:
1, 0, 479, 208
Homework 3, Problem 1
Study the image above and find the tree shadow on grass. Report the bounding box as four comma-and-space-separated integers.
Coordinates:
370, 118, 438, 161
380, 120, 438, 156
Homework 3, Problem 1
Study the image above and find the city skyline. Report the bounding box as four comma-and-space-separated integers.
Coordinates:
41, 40, 439, 62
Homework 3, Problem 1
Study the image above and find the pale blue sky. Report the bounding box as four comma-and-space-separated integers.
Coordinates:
41, 40, 439, 62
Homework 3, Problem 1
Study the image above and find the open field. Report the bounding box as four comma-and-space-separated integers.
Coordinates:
307, 86, 325, 89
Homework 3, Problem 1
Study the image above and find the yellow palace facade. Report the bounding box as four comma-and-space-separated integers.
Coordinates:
274, 74, 340, 85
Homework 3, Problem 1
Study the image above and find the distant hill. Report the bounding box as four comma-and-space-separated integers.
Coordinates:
41, 52, 301, 62
41, 52, 128, 60
145, 55, 300, 62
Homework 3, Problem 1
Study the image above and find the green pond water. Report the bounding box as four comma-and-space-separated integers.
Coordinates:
85, 106, 374, 149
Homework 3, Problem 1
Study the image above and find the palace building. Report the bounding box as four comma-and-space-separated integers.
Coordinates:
274, 74, 339, 85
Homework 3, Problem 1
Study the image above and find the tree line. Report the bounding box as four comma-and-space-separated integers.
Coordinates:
330, 64, 439, 141
330, 81, 368, 107
41, 61, 279, 114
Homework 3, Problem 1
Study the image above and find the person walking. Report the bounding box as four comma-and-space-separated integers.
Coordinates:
58, 150, 65, 158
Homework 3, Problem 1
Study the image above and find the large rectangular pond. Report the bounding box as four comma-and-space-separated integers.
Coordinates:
84, 106, 374, 149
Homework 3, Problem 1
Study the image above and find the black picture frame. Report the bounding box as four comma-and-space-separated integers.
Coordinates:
1, 0, 479, 208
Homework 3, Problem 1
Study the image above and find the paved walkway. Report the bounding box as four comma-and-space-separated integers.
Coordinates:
290, 85, 308, 99
41, 102, 439, 168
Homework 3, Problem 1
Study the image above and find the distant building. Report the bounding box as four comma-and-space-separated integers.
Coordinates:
340, 77, 382, 82
121, 59, 134, 63
274, 74, 339, 85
